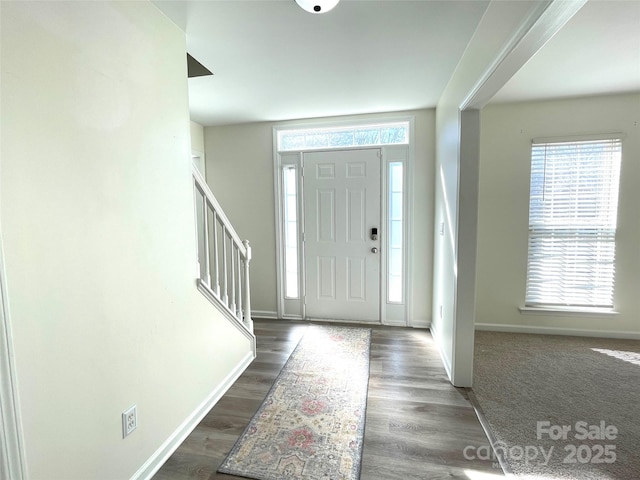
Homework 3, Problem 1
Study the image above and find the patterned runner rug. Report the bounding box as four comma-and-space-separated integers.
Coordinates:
218, 325, 371, 480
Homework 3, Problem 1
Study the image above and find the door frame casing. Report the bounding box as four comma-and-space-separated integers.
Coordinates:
273, 115, 415, 325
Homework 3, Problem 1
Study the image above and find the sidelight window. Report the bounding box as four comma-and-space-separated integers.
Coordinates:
283, 166, 299, 299
388, 162, 404, 303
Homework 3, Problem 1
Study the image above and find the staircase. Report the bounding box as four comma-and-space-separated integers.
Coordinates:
192, 166, 254, 342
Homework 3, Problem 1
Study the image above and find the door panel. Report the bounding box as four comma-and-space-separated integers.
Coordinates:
347, 256, 366, 300
317, 189, 335, 241
303, 149, 381, 322
317, 256, 336, 299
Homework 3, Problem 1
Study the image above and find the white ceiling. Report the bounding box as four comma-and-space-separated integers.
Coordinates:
491, 0, 640, 103
153, 0, 490, 125
153, 0, 640, 126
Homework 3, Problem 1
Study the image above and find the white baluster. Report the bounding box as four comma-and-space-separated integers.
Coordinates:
222, 226, 229, 306
243, 239, 252, 329
230, 243, 236, 315
201, 198, 211, 287
237, 247, 243, 318
212, 212, 220, 296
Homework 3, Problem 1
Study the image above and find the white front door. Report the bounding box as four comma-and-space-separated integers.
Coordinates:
303, 149, 381, 323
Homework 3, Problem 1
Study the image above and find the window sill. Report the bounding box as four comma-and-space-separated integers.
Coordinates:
519, 306, 619, 317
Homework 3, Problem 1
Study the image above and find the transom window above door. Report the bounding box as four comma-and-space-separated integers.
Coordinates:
277, 122, 409, 152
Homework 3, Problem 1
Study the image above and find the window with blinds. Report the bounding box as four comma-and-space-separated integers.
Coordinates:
525, 136, 622, 309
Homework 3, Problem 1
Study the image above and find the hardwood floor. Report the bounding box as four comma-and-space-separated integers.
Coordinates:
152, 320, 502, 479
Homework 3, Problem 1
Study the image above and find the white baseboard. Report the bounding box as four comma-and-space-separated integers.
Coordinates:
132, 350, 255, 480
429, 321, 439, 340
251, 310, 279, 320
410, 318, 430, 329
429, 321, 453, 380
476, 323, 640, 340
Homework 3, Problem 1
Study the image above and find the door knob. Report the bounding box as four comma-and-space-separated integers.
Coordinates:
371, 247, 379, 253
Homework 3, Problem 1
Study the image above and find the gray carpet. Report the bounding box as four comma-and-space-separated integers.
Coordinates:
473, 331, 640, 479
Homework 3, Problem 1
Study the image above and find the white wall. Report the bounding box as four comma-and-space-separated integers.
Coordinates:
205, 123, 278, 314
0, 2, 252, 479
477, 93, 640, 337
204, 110, 435, 324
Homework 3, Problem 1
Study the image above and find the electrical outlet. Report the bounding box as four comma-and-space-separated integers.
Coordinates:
122, 405, 137, 438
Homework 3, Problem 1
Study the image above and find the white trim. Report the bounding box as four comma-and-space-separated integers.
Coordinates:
475, 323, 640, 340
519, 306, 619, 317
461, 0, 587, 110
406, 118, 416, 324
196, 281, 255, 354
0, 232, 28, 480
460, 0, 550, 109
131, 350, 255, 480
449, 109, 480, 388
272, 139, 284, 319
251, 310, 279, 320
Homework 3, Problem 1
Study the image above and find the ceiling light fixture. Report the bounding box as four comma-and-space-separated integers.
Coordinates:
294, 0, 340, 14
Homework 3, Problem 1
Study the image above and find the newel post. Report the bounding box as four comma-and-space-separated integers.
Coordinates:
242, 239, 253, 331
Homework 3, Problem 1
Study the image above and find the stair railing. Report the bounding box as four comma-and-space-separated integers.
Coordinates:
192, 166, 252, 333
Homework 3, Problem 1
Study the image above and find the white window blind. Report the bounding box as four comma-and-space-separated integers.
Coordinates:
525, 137, 622, 308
